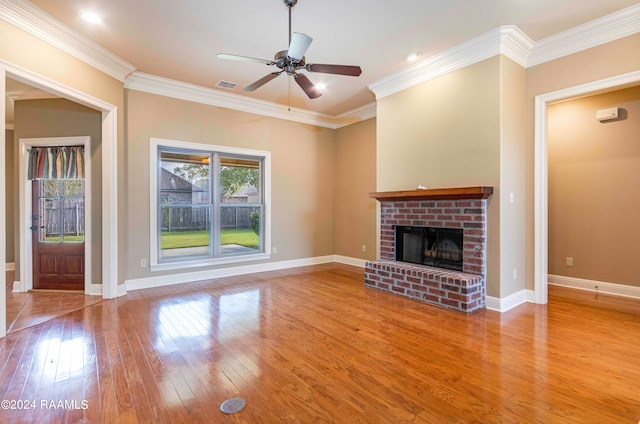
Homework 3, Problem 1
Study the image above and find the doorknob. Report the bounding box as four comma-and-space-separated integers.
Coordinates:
30, 225, 45, 230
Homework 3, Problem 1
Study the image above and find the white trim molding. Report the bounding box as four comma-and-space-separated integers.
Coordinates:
486, 290, 536, 313
528, 3, 640, 67
126, 255, 336, 291
126, 72, 341, 129
368, 26, 534, 100
533, 70, 640, 305
369, 5, 640, 100
334, 255, 368, 268
549, 274, 640, 300
0, 0, 136, 82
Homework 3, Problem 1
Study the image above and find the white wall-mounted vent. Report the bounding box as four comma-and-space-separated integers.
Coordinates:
215, 80, 239, 90
596, 107, 619, 121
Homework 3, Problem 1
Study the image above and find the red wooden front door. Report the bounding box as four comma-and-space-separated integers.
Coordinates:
32, 179, 85, 291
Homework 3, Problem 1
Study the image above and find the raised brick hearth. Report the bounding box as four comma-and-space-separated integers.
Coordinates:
366, 188, 491, 313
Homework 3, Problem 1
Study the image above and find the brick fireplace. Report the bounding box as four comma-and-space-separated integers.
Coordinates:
365, 187, 492, 313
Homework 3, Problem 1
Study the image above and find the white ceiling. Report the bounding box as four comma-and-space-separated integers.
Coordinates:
11, 0, 640, 116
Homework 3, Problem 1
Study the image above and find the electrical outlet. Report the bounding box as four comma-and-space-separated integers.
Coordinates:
362, 245, 366, 252
272, 246, 277, 254
565, 257, 573, 267
140, 259, 147, 268
512, 269, 517, 280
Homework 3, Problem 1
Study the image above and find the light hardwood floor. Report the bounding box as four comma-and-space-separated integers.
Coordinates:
5, 271, 103, 333
1, 263, 639, 423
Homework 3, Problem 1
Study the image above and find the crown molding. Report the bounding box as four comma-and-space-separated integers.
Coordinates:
125, 72, 343, 129
0, 0, 136, 82
368, 26, 533, 100
369, 5, 640, 99
335, 102, 376, 128
528, 3, 640, 67
3, 0, 638, 125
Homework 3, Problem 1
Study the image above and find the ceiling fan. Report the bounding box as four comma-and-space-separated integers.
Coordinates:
217, 0, 362, 99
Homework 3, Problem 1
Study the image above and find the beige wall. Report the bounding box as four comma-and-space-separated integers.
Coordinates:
334, 118, 377, 260
4, 129, 14, 264
14, 99, 103, 284
548, 86, 640, 287
125, 90, 338, 281
376, 57, 503, 296
525, 33, 640, 290
499, 57, 527, 297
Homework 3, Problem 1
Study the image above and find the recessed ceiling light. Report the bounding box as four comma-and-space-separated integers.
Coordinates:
406, 53, 420, 62
315, 83, 326, 90
81, 12, 102, 24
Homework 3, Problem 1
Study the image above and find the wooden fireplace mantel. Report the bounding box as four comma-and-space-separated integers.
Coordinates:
369, 186, 493, 201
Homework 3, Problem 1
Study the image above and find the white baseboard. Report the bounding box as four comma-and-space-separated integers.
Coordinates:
12, 280, 24, 292
548, 274, 640, 300
5, 262, 15, 271
126, 255, 336, 291
334, 255, 368, 268
486, 289, 536, 312
86, 283, 103, 296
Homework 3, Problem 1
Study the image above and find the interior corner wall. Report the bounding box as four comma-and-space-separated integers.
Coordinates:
124, 89, 337, 282
14, 99, 103, 284
499, 56, 527, 298
4, 129, 14, 264
525, 33, 640, 290
548, 86, 640, 287
375, 56, 502, 297
334, 117, 377, 260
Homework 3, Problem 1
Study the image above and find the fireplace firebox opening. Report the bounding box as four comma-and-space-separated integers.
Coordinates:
395, 226, 463, 271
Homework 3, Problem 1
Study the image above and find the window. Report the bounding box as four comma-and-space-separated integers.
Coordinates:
150, 138, 270, 271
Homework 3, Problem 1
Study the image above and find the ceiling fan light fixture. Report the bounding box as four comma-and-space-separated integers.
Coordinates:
288, 32, 313, 62
315, 83, 326, 90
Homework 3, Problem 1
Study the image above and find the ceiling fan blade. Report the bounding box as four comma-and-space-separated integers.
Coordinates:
294, 74, 322, 99
288, 32, 313, 62
217, 53, 274, 66
243, 72, 280, 92
306, 64, 362, 77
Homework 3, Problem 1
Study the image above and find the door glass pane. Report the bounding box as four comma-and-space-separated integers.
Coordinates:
160, 150, 212, 260
40, 198, 61, 242
63, 180, 85, 242
219, 157, 261, 256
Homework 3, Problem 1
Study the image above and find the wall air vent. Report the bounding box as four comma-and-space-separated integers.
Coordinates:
215, 80, 239, 90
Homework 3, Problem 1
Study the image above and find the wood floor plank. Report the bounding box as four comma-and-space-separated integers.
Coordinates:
2, 264, 640, 423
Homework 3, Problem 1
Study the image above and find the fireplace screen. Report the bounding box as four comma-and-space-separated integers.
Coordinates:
395, 226, 463, 271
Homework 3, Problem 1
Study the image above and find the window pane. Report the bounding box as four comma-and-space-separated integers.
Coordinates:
160, 150, 212, 260
62, 198, 85, 242
219, 157, 261, 256
40, 198, 61, 242
63, 180, 84, 242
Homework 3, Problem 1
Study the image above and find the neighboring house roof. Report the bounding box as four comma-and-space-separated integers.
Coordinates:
160, 168, 205, 192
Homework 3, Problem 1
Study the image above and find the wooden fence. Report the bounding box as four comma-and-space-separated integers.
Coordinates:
160, 205, 260, 231
42, 199, 85, 236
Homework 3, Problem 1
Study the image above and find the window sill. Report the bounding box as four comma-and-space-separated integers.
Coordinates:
150, 252, 271, 273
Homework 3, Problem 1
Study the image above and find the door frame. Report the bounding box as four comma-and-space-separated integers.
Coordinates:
533, 70, 640, 304
1, 60, 120, 339
19, 137, 92, 293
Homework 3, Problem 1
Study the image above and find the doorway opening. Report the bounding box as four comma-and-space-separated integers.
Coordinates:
534, 70, 640, 304
1, 61, 119, 339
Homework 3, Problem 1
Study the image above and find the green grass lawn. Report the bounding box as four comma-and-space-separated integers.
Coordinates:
161, 229, 258, 249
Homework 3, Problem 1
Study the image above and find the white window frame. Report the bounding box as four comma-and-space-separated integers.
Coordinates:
149, 138, 271, 272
